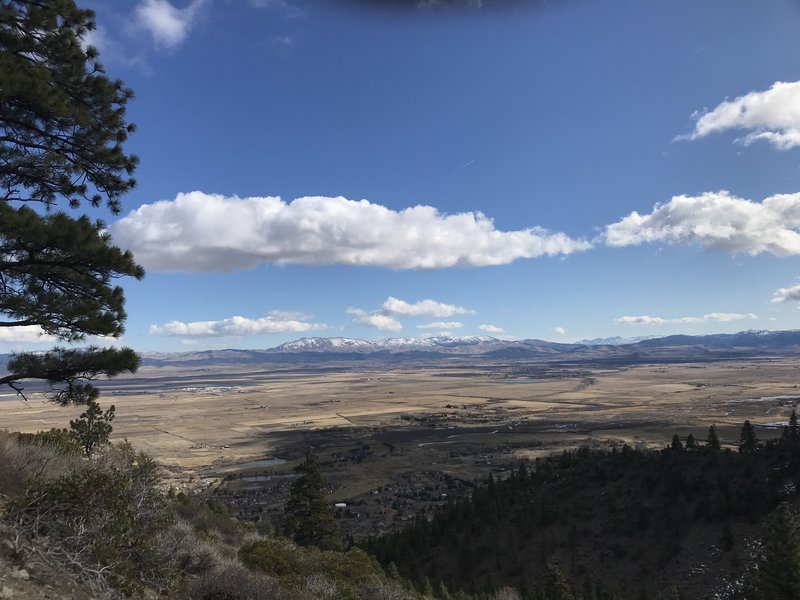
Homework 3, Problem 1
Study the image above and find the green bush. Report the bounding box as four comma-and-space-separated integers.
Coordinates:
318, 546, 386, 587
178, 498, 255, 546
240, 538, 300, 577
240, 539, 401, 600
14, 428, 82, 455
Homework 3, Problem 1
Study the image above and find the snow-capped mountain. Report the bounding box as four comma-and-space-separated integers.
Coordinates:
130, 330, 800, 370
271, 335, 503, 353
377, 335, 497, 348
274, 337, 377, 353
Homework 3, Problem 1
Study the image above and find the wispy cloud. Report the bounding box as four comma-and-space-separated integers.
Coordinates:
149, 314, 326, 336
348, 0, 560, 13
271, 34, 295, 47
135, 0, 207, 49
269, 310, 312, 320
554, 326, 567, 335
615, 312, 757, 326
417, 321, 464, 330
346, 308, 403, 332
772, 284, 800, 304
382, 297, 474, 318
479, 324, 504, 334
605, 191, 800, 256
249, 0, 305, 17
676, 81, 800, 150
110, 192, 591, 272
80, 24, 111, 54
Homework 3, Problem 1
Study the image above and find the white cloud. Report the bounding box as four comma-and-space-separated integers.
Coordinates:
135, 0, 206, 48
110, 192, 591, 272
0, 325, 57, 344
416, 321, 464, 330
479, 324, 505, 334
346, 308, 403, 332
615, 313, 758, 326
269, 310, 311, 320
382, 297, 474, 318
772, 284, 800, 304
347, 297, 470, 332
554, 326, 567, 335
149, 314, 326, 337
677, 81, 800, 150
605, 191, 800, 256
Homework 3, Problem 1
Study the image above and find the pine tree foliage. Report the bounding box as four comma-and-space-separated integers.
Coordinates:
740, 420, 758, 453
751, 503, 800, 600
708, 424, 721, 450
0, 0, 143, 405
0, 0, 138, 210
70, 398, 114, 456
368, 428, 800, 598
284, 452, 341, 550
538, 561, 574, 600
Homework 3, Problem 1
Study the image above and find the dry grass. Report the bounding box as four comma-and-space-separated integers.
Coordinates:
0, 429, 83, 497
3, 360, 799, 471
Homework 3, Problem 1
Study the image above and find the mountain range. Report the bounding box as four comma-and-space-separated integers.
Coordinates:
132, 329, 800, 368
5, 331, 800, 374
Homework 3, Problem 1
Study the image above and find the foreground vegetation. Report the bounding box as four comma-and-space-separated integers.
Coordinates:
0, 430, 421, 599
6, 424, 800, 599
367, 422, 800, 599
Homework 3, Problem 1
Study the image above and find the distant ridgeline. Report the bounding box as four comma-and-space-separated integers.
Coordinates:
365, 423, 800, 600
133, 329, 800, 368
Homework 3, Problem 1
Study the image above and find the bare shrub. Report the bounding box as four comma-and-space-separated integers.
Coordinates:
358, 579, 418, 600
2, 440, 175, 596
0, 430, 82, 496
302, 573, 338, 599
162, 517, 240, 579
189, 556, 293, 600
177, 498, 254, 547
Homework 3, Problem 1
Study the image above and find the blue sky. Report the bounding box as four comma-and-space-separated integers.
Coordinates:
7, 0, 800, 352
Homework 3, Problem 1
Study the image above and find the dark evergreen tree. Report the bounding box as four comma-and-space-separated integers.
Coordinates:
721, 521, 733, 552
284, 452, 341, 550
739, 420, 758, 453
435, 580, 451, 599
667, 586, 684, 600
751, 503, 800, 599
421, 575, 434, 596
540, 560, 575, 600
387, 561, 401, 579
790, 408, 798, 440
671, 434, 683, 451
708, 424, 721, 450
0, 0, 143, 406
69, 397, 114, 457
686, 433, 697, 449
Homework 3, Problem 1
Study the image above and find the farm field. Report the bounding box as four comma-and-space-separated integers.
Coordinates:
3, 357, 800, 537
3, 358, 799, 467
